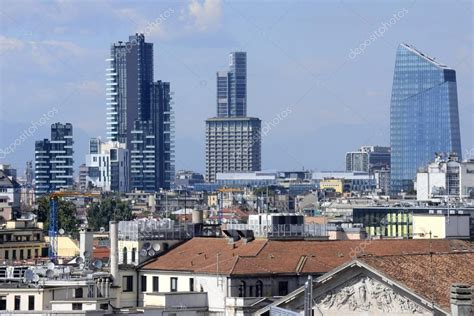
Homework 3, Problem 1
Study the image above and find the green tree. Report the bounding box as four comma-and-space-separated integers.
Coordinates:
34, 196, 80, 235
87, 197, 134, 231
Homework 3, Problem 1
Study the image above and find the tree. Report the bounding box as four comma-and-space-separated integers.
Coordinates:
34, 196, 80, 235
87, 197, 134, 231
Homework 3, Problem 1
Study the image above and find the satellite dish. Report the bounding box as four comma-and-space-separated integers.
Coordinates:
32, 274, 40, 282
83, 251, 90, 258
142, 242, 152, 250
46, 269, 55, 279
59, 228, 65, 235
100, 227, 105, 233
79, 263, 85, 270
92, 260, 103, 270
139, 249, 148, 257
76, 257, 84, 264
147, 249, 156, 257
153, 244, 161, 252
47, 262, 55, 270
24, 269, 35, 282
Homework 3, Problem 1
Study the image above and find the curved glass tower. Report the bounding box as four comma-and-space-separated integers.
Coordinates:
390, 44, 462, 194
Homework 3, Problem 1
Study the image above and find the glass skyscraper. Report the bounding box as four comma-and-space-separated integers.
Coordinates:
390, 43, 462, 194
105, 34, 174, 191
216, 52, 247, 117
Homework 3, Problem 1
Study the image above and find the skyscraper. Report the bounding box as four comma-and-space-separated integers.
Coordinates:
390, 44, 462, 194
107, 34, 154, 146
34, 123, 74, 198
346, 146, 391, 173
216, 52, 247, 117
206, 52, 261, 182
106, 34, 174, 191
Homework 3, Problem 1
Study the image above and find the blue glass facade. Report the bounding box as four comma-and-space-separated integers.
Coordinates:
390, 44, 462, 194
216, 52, 247, 118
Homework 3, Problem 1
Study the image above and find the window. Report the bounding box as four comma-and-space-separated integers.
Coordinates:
256, 280, 263, 297
141, 275, 147, 292
72, 303, 82, 310
27, 249, 31, 259
123, 276, 133, 292
100, 303, 109, 310
153, 276, 159, 292
0, 296, 6, 310
189, 278, 194, 292
14, 296, 20, 310
278, 281, 288, 296
170, 277, 178, 292
28, 295, 35, 311
4, 250, 8, 260
238, 281, 246, 297
132, 248, 136, 263
75, 288, 83, 298
12, 250, 16, 260
19, 250, 24, 260
122, 247, 128, 264
34, 249, 39, 258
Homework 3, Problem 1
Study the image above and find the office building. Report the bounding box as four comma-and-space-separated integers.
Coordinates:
216, 52, 247, 118
206, 52, 261, 182
390, 44, 462, 194
106, 33, 153, 146
34, 123, 74, 198
205, 117, 261, 182
85, 138, 129, 192
416, 154, 474, 200
346, 146, 390, 173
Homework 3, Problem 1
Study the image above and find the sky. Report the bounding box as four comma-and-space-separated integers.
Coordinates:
0, 0, 472, 176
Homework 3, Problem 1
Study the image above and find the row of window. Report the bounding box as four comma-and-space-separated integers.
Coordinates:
0, 295, 35, 311
122, 276, 190, 293
2, 248, 40, 260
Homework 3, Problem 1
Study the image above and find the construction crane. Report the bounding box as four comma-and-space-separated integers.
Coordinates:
216, 187, 243, 224
48, 191, 101, 261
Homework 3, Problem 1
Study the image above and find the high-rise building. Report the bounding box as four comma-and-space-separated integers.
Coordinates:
130, 81, 175, 191
34, 123, 74, 198
346, 146, 390, 173
106, 33, 154, 146
205, 117, 261, 182
390, 44, 462, 194
206, 52, 261, 182
85, 138, 129, 192
216, 52, 247, 117
106, 34, 174, 192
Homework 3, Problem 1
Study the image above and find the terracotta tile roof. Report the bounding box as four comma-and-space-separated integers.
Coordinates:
142, 237, 472, 276
359, 252, 474, 312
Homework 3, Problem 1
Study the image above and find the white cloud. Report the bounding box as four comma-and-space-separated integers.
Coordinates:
187, 0, 222, 32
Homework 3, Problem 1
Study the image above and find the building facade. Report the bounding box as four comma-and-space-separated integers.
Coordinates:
346, 146, 390, 173
205, 117, 261, 182
390, 44, 462, 194
85, 138, 129, 192
106, 33, 153, 145
216, 52, 247, 118
416, 154, 474, 200
34, 123, 74, 198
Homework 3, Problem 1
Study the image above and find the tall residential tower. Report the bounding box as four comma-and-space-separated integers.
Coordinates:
389, 44, 462, 194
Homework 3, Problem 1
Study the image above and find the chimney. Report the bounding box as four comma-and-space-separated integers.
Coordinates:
79, 228, 93, 260
451, 283, 472, 316
110, 221, 119, 286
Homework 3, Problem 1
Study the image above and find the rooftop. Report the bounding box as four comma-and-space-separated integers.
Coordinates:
142, 237, 472, 276
359, 252, 474, 312
401, 43, 450, 69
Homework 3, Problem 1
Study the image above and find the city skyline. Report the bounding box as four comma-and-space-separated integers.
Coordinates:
0, 0, 472, 176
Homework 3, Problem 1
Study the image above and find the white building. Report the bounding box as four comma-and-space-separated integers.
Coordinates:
85, 138, 129, 192
416, 155, 474, 200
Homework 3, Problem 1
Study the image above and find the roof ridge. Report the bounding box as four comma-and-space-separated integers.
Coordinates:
360, 250, 474, 259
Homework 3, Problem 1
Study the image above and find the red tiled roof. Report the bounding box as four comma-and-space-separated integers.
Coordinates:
93, 246, 110, 259
359, 252, 474, 312
142, 237, 472, 276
